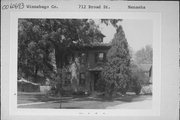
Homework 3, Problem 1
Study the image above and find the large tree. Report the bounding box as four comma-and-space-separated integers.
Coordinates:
18, 19, 54, 82
101, 25, 131, 96
18, 19, 102, 82
134, 45, 153, 64
18, 19, 122, 83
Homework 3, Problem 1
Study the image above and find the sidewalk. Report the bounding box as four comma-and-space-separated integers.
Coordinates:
106, 95, 152, 109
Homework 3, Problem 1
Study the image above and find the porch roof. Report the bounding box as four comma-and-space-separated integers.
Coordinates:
88, 66, 103, 72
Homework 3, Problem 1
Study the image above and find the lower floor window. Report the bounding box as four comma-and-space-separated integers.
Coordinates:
79, 73, 85, 85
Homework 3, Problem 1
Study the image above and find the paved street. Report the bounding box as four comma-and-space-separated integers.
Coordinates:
18, 92, 152, 109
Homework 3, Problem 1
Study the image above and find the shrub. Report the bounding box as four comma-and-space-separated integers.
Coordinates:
141, 84, 152, 95
130, 64, 149, 85
128, 76, 142, 95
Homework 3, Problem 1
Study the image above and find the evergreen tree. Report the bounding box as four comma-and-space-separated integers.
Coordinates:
101, 25, 131, 96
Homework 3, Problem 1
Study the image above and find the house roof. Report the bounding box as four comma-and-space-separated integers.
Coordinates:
85, 42, 111, 47
71, 42, 111, 50
138, 64, 152, 72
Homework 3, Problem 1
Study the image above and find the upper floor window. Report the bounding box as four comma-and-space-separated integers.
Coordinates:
79, 53, 87, 64
95, 52, 106, 63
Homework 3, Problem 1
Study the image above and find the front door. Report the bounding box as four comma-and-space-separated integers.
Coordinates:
94, 72, 100, 91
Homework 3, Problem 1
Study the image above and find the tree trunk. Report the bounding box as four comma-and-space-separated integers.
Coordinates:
55, 47, 64, 69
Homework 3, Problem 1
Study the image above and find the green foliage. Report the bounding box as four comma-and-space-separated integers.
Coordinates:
101, 26, 131, 96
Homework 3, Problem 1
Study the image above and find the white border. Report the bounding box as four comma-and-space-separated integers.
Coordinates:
9, 12, 161, 116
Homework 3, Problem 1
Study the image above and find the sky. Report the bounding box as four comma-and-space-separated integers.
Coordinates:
98, 19, 153, 52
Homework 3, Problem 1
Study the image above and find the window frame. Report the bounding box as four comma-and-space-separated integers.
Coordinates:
95, 52, 106, 63
79, 52, 87, 64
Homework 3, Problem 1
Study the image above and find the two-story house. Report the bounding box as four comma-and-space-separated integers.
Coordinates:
60, 42, 111, 93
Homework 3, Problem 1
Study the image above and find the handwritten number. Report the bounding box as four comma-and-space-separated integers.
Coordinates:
2, 5, 9, 10
2, 3, 24, 10
19, 3, 24, 9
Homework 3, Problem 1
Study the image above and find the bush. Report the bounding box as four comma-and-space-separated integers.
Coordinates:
133, 81, 141, 95
128, 76, 142, 95
130, 64, 149, 85
141, 84, 152, 95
